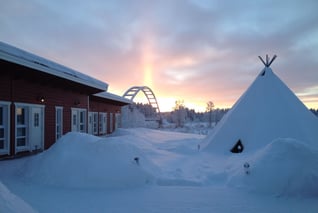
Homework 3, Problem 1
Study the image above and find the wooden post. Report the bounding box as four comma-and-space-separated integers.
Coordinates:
268, 55, 277, 67
258, 56, 266, 66
258, 55, 277, 67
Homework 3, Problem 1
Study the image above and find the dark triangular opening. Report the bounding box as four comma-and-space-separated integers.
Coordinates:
230, 139, 244, 153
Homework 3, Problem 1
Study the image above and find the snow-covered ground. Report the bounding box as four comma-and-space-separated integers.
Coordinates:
1, 128, 318, 212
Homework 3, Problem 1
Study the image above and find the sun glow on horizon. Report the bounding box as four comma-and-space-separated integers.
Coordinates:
141, 36, 155, 88
108, 34, 318, 113
156, 95, 234, 112
143, 64, 153, 87
109, 86, 317, 113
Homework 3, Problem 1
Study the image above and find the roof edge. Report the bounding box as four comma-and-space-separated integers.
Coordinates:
0, 41, 108, 91
93, 92, 132, 104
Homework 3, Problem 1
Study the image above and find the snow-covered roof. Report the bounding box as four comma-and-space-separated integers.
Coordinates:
93, 92, 132, 104
0, 41, 108, 91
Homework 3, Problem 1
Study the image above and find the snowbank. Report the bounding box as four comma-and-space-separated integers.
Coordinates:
227, 138, 318, 196
23, 132, 154, 189
1, 129, 318, 212
0, 181, 37, 213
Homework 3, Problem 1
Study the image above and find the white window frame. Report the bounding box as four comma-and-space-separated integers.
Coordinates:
71, 108, 87, 133
92, 112, 98, 135
109, 113, 113, 133
55, 106, 63, 141
71, 109, 77, 132
79, 110, 86, 133
0, 101, 10, 155
15, 103, 45, 153
15, 105, 29, 151
88, 112, 93, 134
99, 112, 107, 135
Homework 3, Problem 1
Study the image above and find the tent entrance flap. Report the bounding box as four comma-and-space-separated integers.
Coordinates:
230, 139, 244, 153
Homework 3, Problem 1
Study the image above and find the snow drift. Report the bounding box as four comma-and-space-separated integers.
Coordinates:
23, 132, 154, 189
1, 128, 318, 212
228, 138, 318, 196
0, 181, 37, 213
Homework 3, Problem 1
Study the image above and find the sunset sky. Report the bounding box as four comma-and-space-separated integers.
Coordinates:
1, 0, 317, 112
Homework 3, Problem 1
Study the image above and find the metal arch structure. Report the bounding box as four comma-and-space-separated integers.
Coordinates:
123, 86, 162, 121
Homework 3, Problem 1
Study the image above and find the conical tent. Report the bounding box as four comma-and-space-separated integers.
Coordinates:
204, 56, 318, 154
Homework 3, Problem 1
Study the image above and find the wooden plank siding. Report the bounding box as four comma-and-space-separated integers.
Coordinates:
0, 57, 128, 158
89, 96, 125, 135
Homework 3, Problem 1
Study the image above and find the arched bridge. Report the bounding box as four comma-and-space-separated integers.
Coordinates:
123, 86, 161, 121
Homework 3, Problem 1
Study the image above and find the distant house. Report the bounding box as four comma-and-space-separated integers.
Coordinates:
0, 41, 131, 158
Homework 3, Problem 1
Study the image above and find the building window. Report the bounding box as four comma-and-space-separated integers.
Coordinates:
0, 107, 4, 149
16, 106, 28, 147
93, 112, 98, 135
79, 110, 86, 133
15, 103, 44, 153
0, 103, 9, 153
0, 107, 3, 125
71, 108, 86, 133
109, 113, 113, 133
93, 113, 98, 135
56, 107, 63, 140
0, 129, 4, 149
72, 115, 76, 125
99, 113, 107, 135
34, 113, 39, 127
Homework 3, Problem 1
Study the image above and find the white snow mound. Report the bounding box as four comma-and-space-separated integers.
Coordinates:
0, 181, 38, 213
228, 138, 318, 196
23, 132, 154, 189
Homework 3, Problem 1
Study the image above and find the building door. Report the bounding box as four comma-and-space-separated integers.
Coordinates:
56, 107, 63, 140
0, 102, 10, 155
99, 112, 107, 135
88, 112, 93, 134
109, 113, 113, 133
71, 108, 86, 133
71, 109, 78, 132
79, 110, 86, 133
88, 112, 98, 135
16, 106, 28, 153
15, 104, 44, 153
29, 107, 44, 151
93, 113, 98, 135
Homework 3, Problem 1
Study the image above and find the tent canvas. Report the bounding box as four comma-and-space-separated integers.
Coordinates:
203, 57, 318, 155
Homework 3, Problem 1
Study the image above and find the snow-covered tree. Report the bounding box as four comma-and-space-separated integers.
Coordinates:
121, 105, 146, 128
172, 100, 187, 128
206, 101, 214, 127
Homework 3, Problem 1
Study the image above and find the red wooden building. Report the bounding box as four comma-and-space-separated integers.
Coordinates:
0, 41, 131, 158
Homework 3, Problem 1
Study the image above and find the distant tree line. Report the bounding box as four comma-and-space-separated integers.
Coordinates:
310, 108, 318, 117
134, 102, 157, 118
161, 100, 229, 128
130, 101, 318, 129
132, 100, 230, 128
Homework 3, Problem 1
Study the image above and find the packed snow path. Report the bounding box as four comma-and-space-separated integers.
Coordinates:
1, 128, 318, 212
